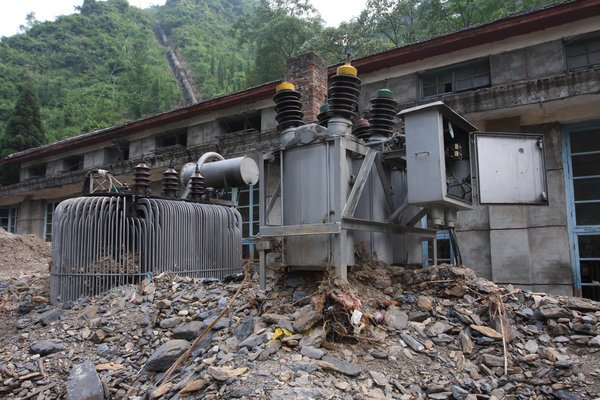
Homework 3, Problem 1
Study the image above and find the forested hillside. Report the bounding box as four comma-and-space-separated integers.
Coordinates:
0, 0, 558, 145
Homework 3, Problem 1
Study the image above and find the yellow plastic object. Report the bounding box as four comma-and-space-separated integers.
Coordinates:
276, 81, 296, 92
271, 327, 293, 341
337, 62, 358, 77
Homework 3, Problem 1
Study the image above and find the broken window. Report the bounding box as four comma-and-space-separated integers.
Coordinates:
105, 144, 129, 163
28, 164, 46, 178
64, 155, 84, 172
421, 60, 491, 98
155, 130, 187, 154
0, 206, 18, 233
566, 34, 600, 71
220, 112, 261, 135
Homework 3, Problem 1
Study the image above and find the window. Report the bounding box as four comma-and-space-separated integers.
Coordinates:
44, 201, 61, 241
28, 164, 46, 178
105, 146, 129, 163
566, 35, 600, 71
0, 206, 18, 233
422, 231, 453, 266
155, 130, 187, 153
64, 155, 84, 172
231, 185, 259, 259
564, 124, 600, 300
421, 60, 491, 98
220, 112, 261, 134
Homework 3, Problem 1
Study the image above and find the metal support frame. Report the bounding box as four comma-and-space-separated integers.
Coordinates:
257, 135, 436, 289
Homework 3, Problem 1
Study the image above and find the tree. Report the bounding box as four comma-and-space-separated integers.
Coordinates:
234, 0, 323, 84
0, 81, 47, 185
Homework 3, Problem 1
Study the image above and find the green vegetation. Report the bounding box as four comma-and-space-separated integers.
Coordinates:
0, 81, 46, 185
0, 0, 182, 142
0, 0, 558, 149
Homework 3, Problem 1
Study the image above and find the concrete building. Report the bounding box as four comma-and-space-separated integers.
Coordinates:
1, 1, 599, 298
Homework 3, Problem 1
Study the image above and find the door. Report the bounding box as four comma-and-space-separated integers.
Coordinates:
563, 124, 600, 299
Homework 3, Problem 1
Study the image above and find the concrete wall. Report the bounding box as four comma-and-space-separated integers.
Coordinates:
188, 121, 220, 147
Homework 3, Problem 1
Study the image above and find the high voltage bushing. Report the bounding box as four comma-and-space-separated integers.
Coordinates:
352, 118, 371, 140
133, 161, 151, 195
273, 81, 304, 131
368, 88, 398, 140
161, 164, 179, 197
328, 62, 361, 119
188, 166, 205, 202
317, 100, 332, 127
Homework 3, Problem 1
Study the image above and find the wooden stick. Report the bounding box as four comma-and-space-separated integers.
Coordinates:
157, 261, 251, 385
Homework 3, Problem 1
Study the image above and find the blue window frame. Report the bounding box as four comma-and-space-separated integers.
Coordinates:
0, 206, 18, 233
422, 230, 454, 266
230, 185, 258, 259
566, 34, 600, 71
44, 201, 61, 241
563, 123, 600, 299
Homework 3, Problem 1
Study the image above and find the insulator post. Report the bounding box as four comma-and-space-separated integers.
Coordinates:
273, 81, 304, 132
133, 161, 151, 195
328, 62, 361, 119
317, 100, 331, 127
368, 88, 398, 141
352, 118, 371, 140
188, 165, 205, 202
161, 164, 179, 197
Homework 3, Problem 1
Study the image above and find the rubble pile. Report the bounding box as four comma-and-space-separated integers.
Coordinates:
0, 228, 51, 278
0, 262, 599, 399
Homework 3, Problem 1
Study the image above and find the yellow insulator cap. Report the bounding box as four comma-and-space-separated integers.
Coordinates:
276, 81, 296, 92
337, 62, 358, 77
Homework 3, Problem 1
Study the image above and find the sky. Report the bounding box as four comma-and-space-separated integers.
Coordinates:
0, 0, 368, 38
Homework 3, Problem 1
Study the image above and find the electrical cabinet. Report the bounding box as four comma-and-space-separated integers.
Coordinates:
400, 101, 477, 211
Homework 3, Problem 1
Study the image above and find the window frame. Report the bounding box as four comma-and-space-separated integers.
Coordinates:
420, 59, 491, 99
0, 206, 18, 233
565, 33, 600, 72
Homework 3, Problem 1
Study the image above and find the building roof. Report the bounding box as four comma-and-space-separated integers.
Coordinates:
5, 0, 600, 165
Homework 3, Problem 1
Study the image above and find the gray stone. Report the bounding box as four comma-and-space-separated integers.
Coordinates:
408, 311, 429, 322
66, 361, 104, 400
401, 333, 424, 352
524, 339, 539, 353
300, 346, 325, 359
292, 308, 322, 333
372, 349, 388, 359
385, 307, 408, 330
269, 388, 334, 398
319, 355, 362, 377
96, 343, 111, 358
257, 340, 281, 361
240, 333, 268, 349
289, 362, 319, 373
30, 340, 65, 356
292, 290, 308, 306
172, 321, 203, 341
588, 335, 600, 347
299, 326, 326, 349
39, 308, 62, 326
459, 330, 474, 354
201, 315, 231, 331
427, 321, 452, 336
159, 317, 182, 329
539, 305, 571, 319
145, 339, 190, 372
483, 354, 505, 367
370, 371, 388, 387
233, 316, 254, 341
451, 385, 469, 400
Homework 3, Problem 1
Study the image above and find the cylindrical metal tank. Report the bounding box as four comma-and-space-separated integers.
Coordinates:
181, 156, 259, 190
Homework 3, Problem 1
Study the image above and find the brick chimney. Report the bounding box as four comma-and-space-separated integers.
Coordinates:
285, 52, 328, 124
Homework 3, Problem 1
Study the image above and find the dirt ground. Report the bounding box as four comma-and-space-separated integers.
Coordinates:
0, 228, 51, 279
